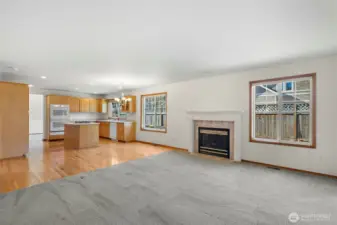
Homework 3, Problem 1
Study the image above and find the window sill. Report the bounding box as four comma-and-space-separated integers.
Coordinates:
141, 127, 167, 133
249, 138, 316, 149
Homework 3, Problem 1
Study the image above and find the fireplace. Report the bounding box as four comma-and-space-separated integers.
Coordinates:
198, 127, 230, 158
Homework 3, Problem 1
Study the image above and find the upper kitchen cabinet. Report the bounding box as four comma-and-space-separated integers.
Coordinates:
47, 95, 69, 105
69, 97, 80, 112
80, 98, 90, 112
89, 99, 98, 112
121, 96, 136, 113
98, 99, 108, 113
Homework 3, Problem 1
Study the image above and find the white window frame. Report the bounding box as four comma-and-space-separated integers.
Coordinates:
141, 92, 167, 133
250, 74, 316, 148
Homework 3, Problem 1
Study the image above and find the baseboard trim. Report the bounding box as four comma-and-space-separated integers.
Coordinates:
136, 141, 188, 152
242, 159, 337, 179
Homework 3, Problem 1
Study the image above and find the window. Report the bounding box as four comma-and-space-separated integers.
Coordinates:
141, 92, 167, 132
249, 73, 316, 148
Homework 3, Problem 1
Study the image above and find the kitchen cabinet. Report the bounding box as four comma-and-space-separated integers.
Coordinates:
80, 99, 90, 112
121, 96, 136, 113
89, 99, 98, 112
48, 95, 69, 105
99, 122, 110, 138
117, 122, 136, 142
69, 97, 80, 112
98, 99, 107, 113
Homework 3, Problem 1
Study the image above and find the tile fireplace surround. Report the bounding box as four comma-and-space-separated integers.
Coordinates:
186, 110, 243, 161
194, 120, 234, 160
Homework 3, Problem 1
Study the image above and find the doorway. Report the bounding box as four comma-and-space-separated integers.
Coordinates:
29, 94, 44, 134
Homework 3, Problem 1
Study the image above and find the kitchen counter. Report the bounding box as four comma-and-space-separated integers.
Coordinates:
65, 122, 100, 125
97, 120, 134, 124
64, 123, 99, 150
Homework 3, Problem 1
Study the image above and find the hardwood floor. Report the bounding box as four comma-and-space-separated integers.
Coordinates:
0, 135, 171, 193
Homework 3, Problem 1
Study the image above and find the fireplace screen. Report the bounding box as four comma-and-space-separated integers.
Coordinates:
198, 127, 230, 158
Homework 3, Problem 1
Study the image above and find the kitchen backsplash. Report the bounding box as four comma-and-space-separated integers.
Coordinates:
69, 112, 108, 121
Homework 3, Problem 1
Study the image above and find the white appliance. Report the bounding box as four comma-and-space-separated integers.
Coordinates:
50, 104, 70, 136
50, 104, 70, 120
109, 123, 117, 140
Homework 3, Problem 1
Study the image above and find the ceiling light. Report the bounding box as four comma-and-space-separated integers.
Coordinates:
41, 76, 47, 79
94, 92, 97, 94
75, 88, 79, 90
28, 84, 34, 88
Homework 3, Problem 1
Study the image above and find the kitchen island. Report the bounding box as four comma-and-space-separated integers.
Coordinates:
64, 123, 99, 149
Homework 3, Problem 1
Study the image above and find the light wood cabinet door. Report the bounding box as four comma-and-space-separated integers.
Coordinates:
121, 96, 136, 113
116, 122, 136, 142
69, 97, 80, 112
123, 122, 136, 142
117, 123, 125, 141
99, 122, 110, 138
80, 99, 90, 112
97, 99, 107, 113
48, 95, 69, 105
89, 99, 98, 112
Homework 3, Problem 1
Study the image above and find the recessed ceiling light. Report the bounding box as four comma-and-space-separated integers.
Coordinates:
41, 76, 47, 79
75, 88, 79, 90
94, 92, 97, 94
28, 84, 34, 88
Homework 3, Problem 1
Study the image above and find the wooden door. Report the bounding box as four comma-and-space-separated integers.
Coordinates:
69, 97, 80, 112
80, 99, 90, 112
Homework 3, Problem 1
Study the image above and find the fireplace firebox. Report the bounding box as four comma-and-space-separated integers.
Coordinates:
198, 127, 230, 158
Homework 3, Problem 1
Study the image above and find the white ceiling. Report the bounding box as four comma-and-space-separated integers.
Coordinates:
1, 0, 336, 94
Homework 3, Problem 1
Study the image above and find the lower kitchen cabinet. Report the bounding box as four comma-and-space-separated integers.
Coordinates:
99, 122, 110, 138
117, 122, 135, 142
99, 122, 135, 142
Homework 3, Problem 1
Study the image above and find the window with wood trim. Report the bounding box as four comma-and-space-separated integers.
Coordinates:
141, 92, 167, 132
250, 73, 316, 148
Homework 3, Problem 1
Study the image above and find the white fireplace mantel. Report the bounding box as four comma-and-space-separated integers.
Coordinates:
186, 109, 244, 114
186, 109, 243, 161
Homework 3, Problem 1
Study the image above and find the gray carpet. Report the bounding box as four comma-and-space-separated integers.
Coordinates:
1, 151, 336, 225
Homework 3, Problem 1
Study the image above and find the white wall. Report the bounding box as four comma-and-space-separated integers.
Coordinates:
29, 94, 44, 134
127, 55, 337, 176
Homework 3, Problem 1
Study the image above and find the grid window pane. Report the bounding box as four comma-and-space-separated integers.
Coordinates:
251, 75, 313, 146
142, 93, 167, 131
